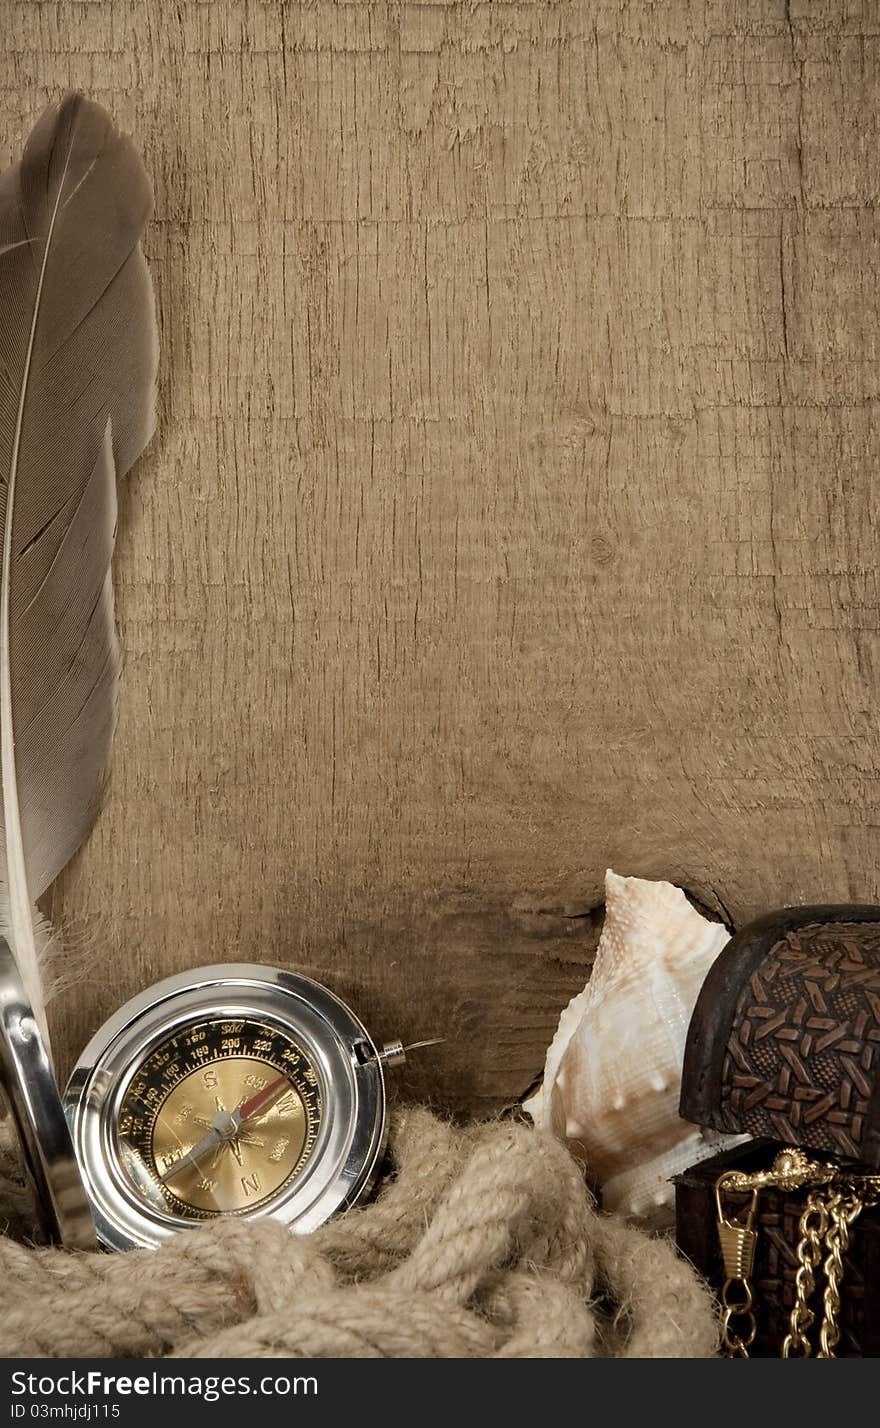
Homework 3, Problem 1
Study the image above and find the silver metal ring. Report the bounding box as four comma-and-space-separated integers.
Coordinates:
64, 964, 388, 1251
0, 938, 96, 1249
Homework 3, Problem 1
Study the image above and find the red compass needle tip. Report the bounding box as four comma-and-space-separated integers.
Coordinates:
237, 1074, 290, 1124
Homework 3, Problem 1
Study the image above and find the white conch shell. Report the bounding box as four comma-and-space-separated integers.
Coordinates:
525, 870, 745, 1228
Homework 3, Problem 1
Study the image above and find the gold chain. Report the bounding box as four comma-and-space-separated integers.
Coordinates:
715, 1151, 880, 1359
781, 1192, 828, 1357
817, 1192, 862, 1358
719, 1269, 756, 1356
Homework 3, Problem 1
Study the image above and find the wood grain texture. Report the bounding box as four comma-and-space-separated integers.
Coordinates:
0, 1, 878, 1115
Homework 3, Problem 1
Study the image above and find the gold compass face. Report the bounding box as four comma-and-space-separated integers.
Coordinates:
115, 1016, 323, 1219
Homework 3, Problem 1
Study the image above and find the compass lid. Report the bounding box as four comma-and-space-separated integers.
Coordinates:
0, 937, 96, 1249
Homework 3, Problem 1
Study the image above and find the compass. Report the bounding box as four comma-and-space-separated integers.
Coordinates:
63, 965, 402, 1251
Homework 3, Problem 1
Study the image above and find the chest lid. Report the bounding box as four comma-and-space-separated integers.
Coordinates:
680, 905, 880, 1167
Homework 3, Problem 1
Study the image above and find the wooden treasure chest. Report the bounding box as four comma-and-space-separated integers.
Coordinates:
676, 905, 880, 1357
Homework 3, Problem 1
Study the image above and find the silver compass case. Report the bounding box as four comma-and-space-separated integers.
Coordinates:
64, 965, 390, 1251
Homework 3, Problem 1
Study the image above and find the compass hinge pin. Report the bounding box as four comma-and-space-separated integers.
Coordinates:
378, 1039, 406, 1068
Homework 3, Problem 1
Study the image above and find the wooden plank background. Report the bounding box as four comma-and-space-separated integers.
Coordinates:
1, 1, 878, 1116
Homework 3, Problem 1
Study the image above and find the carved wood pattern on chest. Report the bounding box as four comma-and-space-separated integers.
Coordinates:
717, 924, 880, 1160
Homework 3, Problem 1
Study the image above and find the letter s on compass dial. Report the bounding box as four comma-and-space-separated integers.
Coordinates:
65, 966, 394, 1250
117, 1017, 323, 1218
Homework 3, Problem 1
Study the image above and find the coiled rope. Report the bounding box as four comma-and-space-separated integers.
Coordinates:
0, 1108, 718, 1358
